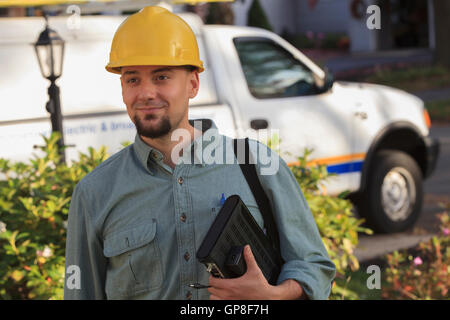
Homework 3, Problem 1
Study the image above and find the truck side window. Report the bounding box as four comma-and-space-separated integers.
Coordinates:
234, 38, 318, 99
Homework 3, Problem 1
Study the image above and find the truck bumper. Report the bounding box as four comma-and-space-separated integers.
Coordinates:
423, 136, 440, 179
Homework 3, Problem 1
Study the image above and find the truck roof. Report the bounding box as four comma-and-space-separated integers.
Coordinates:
0, 12, 205, 44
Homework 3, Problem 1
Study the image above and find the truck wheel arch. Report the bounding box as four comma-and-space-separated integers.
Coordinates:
358, 121, 427, 194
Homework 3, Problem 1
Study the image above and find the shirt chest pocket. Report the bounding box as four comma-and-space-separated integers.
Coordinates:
103, 220, 164, 299
212, 198, 265, 231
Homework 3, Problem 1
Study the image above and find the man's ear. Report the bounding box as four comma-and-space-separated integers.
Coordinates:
188, 71, 200, 99
119, 75, 127, 105
120, 73, 125, 89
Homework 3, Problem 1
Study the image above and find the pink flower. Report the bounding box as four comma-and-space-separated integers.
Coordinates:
413, 256, 423, 266
443, 228, 450, 236
317, 32, 325, 40
36, 246, 52, 258
306, 31, 314, 40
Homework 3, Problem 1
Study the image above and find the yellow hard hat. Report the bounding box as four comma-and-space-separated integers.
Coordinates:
106, 6, 204, 74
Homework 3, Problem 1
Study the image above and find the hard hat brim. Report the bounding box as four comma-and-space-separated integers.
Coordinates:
106, 56, 204, 74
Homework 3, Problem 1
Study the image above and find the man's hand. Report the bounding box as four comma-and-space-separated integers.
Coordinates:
208, 245, 305, 300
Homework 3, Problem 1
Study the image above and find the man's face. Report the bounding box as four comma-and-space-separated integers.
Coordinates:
120, 65, 199, 139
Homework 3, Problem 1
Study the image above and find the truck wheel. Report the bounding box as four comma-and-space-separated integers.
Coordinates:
358, 150, 423, 233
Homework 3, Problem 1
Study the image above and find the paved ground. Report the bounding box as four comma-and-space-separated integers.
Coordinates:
355, 125, 450, 263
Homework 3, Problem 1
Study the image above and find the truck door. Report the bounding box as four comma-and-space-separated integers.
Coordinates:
228, 36, 357, 195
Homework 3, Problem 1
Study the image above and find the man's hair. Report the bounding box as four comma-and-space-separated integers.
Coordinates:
119, 65, 198, 75
182, 65, 198, 73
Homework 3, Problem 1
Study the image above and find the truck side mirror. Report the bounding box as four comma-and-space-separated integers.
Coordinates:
322, 67, 334, 92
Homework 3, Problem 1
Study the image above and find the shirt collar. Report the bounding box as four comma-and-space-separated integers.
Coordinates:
133, 118, 219, 174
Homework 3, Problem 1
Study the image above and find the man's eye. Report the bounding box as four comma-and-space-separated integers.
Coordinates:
156, 75, 169, 81
127, 78, 137, 84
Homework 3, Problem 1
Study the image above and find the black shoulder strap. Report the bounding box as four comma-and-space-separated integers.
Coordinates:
233, 138, 283, 263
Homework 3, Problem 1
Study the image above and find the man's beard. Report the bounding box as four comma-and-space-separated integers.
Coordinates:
134, 113, 172, 139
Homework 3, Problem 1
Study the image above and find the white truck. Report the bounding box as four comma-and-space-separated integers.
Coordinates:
0, 12, 439, 233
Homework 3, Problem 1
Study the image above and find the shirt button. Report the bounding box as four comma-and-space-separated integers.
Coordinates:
151, 151, 162, 161
178, 177, 184, 185
184, 252, 190, 261
186, 291, 192, 300
180, 213, 187, 222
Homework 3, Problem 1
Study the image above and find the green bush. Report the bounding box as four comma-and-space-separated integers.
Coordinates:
0, 133, 108, 299
381, 206, 449, 300
205, 3, 234, 25
365, 65, 450, 93
281, 30, 350, 51
267, 137, 372, 299
247, 0, 273, 32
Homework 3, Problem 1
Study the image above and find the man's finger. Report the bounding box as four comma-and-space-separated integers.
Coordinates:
209, 274, 232, 289
243, 244, 259, 272
207, 286, 224, 297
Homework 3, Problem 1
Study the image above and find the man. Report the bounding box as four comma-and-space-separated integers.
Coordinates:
64, 6, 336, 300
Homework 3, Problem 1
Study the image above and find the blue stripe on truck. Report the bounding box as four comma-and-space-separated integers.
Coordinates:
326, 161, 363, 174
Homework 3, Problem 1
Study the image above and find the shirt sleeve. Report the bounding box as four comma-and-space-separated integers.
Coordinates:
64, 181, 107, 300
252, 140, 337, 300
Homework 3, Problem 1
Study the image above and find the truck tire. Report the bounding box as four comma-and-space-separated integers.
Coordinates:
358, 150, 423, 233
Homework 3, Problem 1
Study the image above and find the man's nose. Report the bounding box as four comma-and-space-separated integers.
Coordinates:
136, 79, 158, 101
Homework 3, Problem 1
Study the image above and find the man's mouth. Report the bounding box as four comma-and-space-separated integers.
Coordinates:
136, 106, 165, 114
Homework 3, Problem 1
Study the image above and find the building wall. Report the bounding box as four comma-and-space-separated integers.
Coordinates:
347, 0, 379, 52
230, 0, 434, 52
232, 0, 298, 34
295, 0, 350, 33
233, 0, 350, 34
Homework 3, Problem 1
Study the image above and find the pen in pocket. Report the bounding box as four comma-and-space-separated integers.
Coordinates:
187, 283, 211, 289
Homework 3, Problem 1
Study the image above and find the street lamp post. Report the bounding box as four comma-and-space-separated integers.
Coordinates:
34, 15, 66, 164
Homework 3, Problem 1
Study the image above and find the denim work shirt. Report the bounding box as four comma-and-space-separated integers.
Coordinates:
64, 118, 336, 300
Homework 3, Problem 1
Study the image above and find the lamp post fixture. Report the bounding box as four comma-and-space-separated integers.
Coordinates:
34, 15, 66, 164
